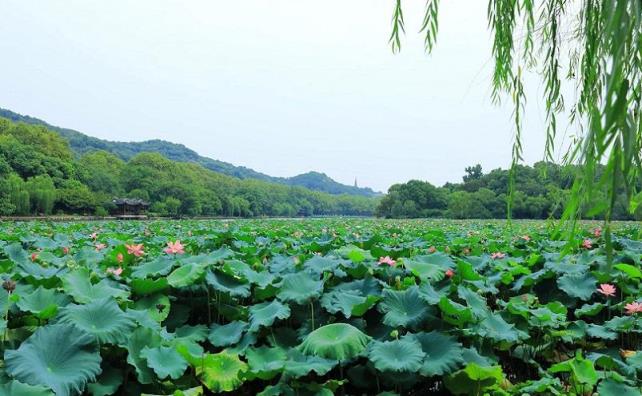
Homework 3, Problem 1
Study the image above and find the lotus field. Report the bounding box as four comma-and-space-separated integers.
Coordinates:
1, 219, 642, 395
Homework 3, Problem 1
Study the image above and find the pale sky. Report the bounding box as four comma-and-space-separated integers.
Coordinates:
0, 0, 573, 192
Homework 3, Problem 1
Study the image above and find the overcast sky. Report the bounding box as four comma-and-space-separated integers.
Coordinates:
0, 0, 572, 192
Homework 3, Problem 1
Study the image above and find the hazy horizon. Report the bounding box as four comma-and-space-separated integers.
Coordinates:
0, 0, 573, 192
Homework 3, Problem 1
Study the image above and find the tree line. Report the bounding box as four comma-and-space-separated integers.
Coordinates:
0, 118, 376, 217
376, 163, 641, 220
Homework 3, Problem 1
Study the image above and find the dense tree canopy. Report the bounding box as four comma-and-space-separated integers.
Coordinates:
0, 118, 376, 217
377, 162, 642, 221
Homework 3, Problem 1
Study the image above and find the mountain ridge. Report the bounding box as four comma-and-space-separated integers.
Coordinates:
0, 108, 379, 197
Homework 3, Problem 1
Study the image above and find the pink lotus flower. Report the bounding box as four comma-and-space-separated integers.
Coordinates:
62, 246, 70, 255
428, 246, 436, 253
31, 253, 38, 262
582, 239, 592, 249
378, 256, 396, 266
164, 240, 185, 255
491, 252, 505, 260
597, 283, 616, 297
593, 227, 602, 238
521, 235, 531, 242
624, 302, 642, 315
126, 244, 144, 257
462, 248, 471, 255
445, 269, 455, 278
90, 232, 98, 240
95, 243, 106, 252
116, 253, 124, 263
106, 267, 123, 277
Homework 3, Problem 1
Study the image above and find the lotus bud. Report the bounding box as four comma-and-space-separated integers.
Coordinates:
390, 329, 399, 339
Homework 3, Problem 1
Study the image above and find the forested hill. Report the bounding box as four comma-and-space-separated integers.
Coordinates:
0, 116, 376, 217
0, 108, 379, 197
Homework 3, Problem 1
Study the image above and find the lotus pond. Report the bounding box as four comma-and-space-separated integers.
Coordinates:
0, 219, 642, 395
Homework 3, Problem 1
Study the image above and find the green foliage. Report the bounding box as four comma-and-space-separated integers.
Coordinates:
0, 218, 640, 395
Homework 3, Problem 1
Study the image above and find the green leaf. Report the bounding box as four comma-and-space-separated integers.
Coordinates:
248, 300, 291, 332
4, 324, 102, 396
474, 313, 526, 343
597, 379, 640, 396
62, 268, 129, 303
575, 302, 604, 318
409, 331, 464, 376
276, 272, 324, 304
367, 338, 426, 372
125, 326, 162, 384
614, 263, 642, 279
58, 298, 134, 344
206, 270, 251, 298
130, 278, 169, 296
16, 286, 70, 320
320, 290, 379, 318
299, 323, 371, 361
196, 352, 247, 393
438, 296, 473, 327
167, 262, 206, 288
208, 321, 247, 347
444, 363, 504, 395
0, 380, 54, 396
245, 346, 287, 380
284, 349, 337, 378
86, 367, 123, 396
133, 294, 170, 322
141, 346, 188, 380
557, 272, 597, 301
131, 257, 175, 279
379, 286, 429, 328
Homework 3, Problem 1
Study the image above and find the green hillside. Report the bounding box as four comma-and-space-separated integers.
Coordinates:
0, 108, 380, 197
0, 116, 377, 216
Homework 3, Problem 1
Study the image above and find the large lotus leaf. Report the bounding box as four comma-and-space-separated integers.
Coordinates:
334, 277, 382, 296
58, 298, 134, 344
367, 338, 426, 372
140, 346, 188, 380
4, 324, 102, 396
284, 349, 337, 378
335, 244, 373, 263
404, 260, 444, 282
167, 262, 207, 288
417, 282, 442, 305
320, 290, 379, 318
244, 270, 275, 289
5, 243, 62, 279
557, 272, 597, 301
174, 324, 208, 343
0, 380, 54, 396
248, 300, 291, 332
575, 302, 604, 318
125, 326, 162, 384
457, 286, 490, 318
474, 313, 526, 343
597, 379, 640, 396
208, 321, 248, 347
550, 354, 599, 388
16, 286, 70, 320
86, 367, 122, 396
438, 296, 473, 327
62, 269, 129, 303
245, 346, 287, 380
586, 324, 618, 340
130, 278, 169, 296
205, 270, 251, 297
131, 257, 175, 279
196, 352, 247, 393
299, 323, 371, 361
379, 286, 429, 328
134, 294, 170, 322
276, 272, 324, 304
303, 255, 346, 277
409, 331, 464, 376
444, 363, 504, 395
